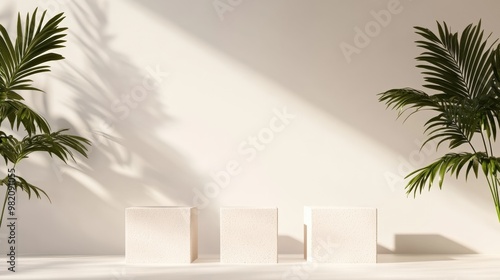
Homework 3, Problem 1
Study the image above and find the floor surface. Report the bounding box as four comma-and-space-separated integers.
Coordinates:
1, 254, 499, 280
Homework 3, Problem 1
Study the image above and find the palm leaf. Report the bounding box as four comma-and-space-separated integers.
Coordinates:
0, 129, 89, 166
415, 22, 499, 140
0, 99, 50, 135
415, 21, 494, 99
16, 129, 90, 164
378, 87, 440, 116
0, 130, 17, 164
405, 152, 489, 196
0, 9, 66, 93
492, 45, 500, 94
15, 174, 51, 201
0, 174, 50, 201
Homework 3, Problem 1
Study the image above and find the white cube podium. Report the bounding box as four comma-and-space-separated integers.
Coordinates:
304, 207, 377, 263
125, 206, 198, 264
220, 207, 278, 263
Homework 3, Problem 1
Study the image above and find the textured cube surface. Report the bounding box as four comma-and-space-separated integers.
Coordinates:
125, 206, 198, 264
304, 207, 377, 263
220, 207, 278, 263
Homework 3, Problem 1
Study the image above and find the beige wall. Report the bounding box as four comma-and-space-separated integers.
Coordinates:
0, 0, 499, 255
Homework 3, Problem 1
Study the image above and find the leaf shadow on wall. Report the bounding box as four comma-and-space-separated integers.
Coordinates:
13, 1, 221, 255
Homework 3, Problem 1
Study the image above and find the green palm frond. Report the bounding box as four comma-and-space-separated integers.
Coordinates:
0, 173, 51, 227
0, 99, 50, 135
0, 8, 66, 93
406, 152, 500, 213
378, 87, 440, 116
0, 129, 90, 165
405, 152, 486, 196
15, 174, 51, 201
17, 129, 90, 163
379, 89, 479, 151
492, 44, 500, 94
416, 21, 500, 142
0, 174, 50, 201
0, 130, 17, 164
415, 21, 495, 99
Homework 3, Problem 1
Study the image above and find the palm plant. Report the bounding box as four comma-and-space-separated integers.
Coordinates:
379, 21, 500, 222
0, 9, 91, 227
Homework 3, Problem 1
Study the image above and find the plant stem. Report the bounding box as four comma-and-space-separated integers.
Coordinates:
486, 172, 500, 222
488, 137, 494, 156
0, 167, 16, 228
0, 179, 9, 228
496, 203, 500, 223
480, 131, 490, 156
450, 122, 477, 154
468, 142, 477, 154
493, 175, 500, 222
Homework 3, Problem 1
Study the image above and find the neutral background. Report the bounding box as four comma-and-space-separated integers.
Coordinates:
0, 0, 499, 256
